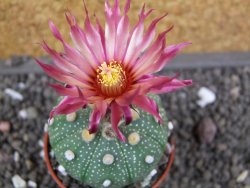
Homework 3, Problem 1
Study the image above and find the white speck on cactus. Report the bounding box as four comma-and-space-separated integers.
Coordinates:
82, 128, 95, 143
128, 132, 140, 145
103, 154, 114, 165
103, 179, 111, 187
49, 118, 54, 126
65, 150, 75, 161
145, 155, 154, 164
66, 112, 77, 122
168, 121, 174, 130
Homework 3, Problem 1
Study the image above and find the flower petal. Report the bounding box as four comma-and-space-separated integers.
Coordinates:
89, 101, 108, 133
133, 95, 163, 124
150, 79, 193, 94
150, 42, 192, 73
50, 97, 86, 118
111, 102, 126, 142
121, 106, 132, 125
123, 5, 153, 65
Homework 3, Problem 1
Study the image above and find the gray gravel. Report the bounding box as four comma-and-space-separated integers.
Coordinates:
0, 57, 250, 188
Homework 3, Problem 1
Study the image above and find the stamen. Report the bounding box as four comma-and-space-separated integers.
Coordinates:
96, 61, 127, 97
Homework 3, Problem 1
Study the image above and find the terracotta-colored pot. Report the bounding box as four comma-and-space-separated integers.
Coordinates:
43, 132, 175, 188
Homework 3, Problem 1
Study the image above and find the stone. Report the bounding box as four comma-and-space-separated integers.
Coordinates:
196, 117, 217, 144
4, 88, 24, 101
168, 121, 174, 130
27, 180, 37, 188
13, 151, 20, 162
57, 165, 67, 176
197, 87, 216, 107
237, 170, 248, 183
12, 175, 27, 188
0, 121, 11, 132
18, 107, 38, 120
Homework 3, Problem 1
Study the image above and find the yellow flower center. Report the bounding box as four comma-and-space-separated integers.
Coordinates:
97, 61, 127, 97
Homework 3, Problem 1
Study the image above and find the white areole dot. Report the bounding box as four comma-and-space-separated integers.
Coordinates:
66, 112, 77, 122
145, 155, 154, 164
103, 154, 114, 165
82, 129, 95, 143
128, 132, 140, 145
64, 150, 75, 161
103, 179, 111, 187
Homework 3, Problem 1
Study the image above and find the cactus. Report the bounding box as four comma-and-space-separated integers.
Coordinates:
48, 95, 169, 188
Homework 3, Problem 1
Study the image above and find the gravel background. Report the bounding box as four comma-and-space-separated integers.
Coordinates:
0, 57, 250, 188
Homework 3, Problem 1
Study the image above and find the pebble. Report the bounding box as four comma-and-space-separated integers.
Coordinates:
17, 82, 26, 90
237, 170, 249, 183
14, 151, 20, 162
141, 169, 158, 187
27, 180, 37, 188
0, 121, 11, 132
168, 121, 174, 130
58, 165, 67, 176
18, 107, 38, 119
196, 117, 217, 144
197, 87, 216, 107
4, 88, 24, 101
230, 87, 240, 100
12, 175, 27, 188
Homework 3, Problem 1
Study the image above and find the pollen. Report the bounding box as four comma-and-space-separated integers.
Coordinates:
96, 61, 127, 97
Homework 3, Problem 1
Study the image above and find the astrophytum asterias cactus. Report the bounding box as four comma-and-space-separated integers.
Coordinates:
49, 95, 169, 188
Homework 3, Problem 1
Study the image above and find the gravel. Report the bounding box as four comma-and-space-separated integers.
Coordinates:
0, 57, 250, 188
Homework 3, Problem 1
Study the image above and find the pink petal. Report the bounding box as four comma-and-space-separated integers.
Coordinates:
124, 0, 131, 13
127, 13, 168, 65
41, 42, 93, 84
123, 5, 153, 65
133, 95, 163, 124
115, 15, 130, 60
111, 102, 126, 142
65, 12, 99, 67
50, 97, 86, 118
36, 59, 92, 88
121, 106, 132, 125
115, 87, 140, 106
151, 42, 192, 73
49, 84, 79, 97
88, 108, 102, 133
150, 79, 193, 94
83, 1, 105, 63
131, 28, 173, 79
89, 101, 108, 133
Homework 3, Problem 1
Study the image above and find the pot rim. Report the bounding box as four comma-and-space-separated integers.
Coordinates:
43, 132, 175, 188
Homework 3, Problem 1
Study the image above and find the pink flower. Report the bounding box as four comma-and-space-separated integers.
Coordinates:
37, 0, 192, 141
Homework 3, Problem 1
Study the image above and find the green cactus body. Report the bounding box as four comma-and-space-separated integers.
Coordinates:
48, 95, 169, 188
